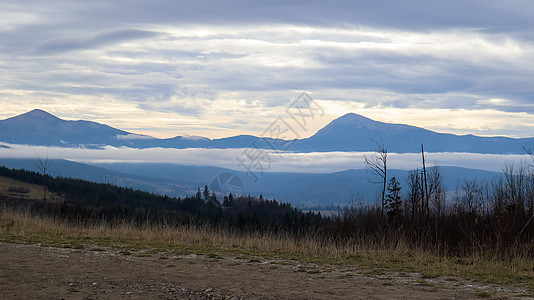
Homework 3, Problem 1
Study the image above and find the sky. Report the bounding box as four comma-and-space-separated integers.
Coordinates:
1, 0, 534, 139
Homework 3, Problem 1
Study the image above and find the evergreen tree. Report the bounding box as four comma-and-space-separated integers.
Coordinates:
203, 185, 210, 202
210, 191, 220, 206
195, 187, 202, 201
385, 176, 402, 221
224, 193, 235, 207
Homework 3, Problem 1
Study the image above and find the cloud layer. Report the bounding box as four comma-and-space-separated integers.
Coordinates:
1, 1, 534, 138
0, 144, 529, 174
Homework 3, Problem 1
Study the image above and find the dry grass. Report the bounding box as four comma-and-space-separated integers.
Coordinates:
0, 176, 61, 203
1, 208, 533, 289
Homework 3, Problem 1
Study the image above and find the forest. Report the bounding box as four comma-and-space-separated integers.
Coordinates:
1, 157, 534, 259
0, 166, 325, 232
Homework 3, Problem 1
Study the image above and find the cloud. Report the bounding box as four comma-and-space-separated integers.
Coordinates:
15, 1, 530, 37
1, 0, 534, 139
36, 29, 160, 54
115, 134, 154, 141
0, 144, 530, 174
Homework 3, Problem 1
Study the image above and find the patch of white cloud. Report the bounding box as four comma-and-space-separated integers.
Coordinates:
0, 144, 530, 174
115, 134, 154, 141
181, 136, 210, 141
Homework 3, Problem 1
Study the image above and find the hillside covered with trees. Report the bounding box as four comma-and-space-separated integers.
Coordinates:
2, 159, 534, 259
0, 166, 325, 232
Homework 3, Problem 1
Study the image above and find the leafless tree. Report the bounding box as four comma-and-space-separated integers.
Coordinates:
427, 166, 445, 216
364, 139, 388, 217
421, 144, 430, 216
31, 150, 54, 201
406, 169, 422, 222
523, 146, 533, 158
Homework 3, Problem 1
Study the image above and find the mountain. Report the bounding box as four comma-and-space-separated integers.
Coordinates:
293, 113, 531, 153
0, 158, 502, 206
89, 162, 502, 206
1, 109, 533, 154
293, 113, 433, 152
0, 109, 132, 148
0, 109, 265, 149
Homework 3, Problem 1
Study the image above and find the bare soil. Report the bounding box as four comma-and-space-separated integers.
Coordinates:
0, 242, 531, 299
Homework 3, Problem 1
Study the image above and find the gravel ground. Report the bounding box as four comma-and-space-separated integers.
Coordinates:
0, 242, 532, 299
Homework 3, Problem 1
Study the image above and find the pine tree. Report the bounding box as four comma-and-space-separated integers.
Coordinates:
210, 191, 220, 206
203, 185, 210, 202
223, 193, 235, 207
195, 187, 202, 201
385, 176, 402, 222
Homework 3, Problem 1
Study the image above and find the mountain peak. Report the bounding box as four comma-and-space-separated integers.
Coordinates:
319, 113, 379, 131
0, 109, 132, 147
305, 113, 378, 141
333, 113, 375, 124
14, 109, 61, 122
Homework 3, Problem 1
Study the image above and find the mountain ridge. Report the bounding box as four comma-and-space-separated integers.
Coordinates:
0, 109, 532, 154
0, 158, 503, 205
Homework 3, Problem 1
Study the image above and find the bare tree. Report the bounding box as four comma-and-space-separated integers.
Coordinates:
461, 179, 484, 215
421, 144, 430, 216
364, 139, 388, 217
31, 150, 54, 201
427, 166, 445, 217
406, 169, 422, 222
523, 146, 533, 161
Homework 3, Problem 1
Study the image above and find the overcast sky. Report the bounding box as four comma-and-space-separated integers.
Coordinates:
1, 0, 534, 139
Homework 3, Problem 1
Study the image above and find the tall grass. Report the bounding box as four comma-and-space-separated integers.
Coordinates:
1, 206, 534, 287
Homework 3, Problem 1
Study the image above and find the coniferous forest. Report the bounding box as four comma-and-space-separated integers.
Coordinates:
0, 166, 325, 233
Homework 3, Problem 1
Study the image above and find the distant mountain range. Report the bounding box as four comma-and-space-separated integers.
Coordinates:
0, 158, 501, 206
0, 109, 532, 154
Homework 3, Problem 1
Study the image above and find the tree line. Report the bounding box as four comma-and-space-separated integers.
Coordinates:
340, 142, 534, 258
0, 166, 326, 232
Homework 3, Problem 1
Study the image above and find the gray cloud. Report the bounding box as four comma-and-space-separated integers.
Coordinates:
36, 29, 159, 54
1, 0, 534, 137
26, 1, 531, 35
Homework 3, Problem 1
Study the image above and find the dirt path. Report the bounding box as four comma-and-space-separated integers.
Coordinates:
0, 242, 531, 299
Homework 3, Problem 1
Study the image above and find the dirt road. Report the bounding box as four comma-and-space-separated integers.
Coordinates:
0, 242, 531, 299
